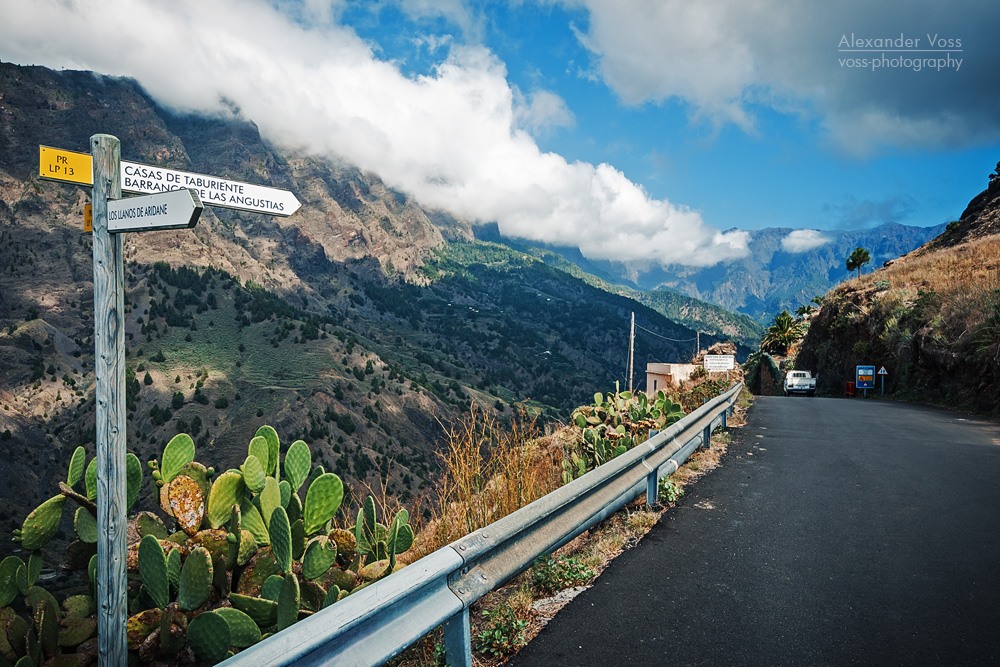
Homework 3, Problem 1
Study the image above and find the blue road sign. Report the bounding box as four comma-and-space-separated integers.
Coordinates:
856, 365, 875, 389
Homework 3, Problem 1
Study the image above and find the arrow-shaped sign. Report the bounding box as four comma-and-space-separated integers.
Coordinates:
39, 145, 300, 217
107, 188, 202, 233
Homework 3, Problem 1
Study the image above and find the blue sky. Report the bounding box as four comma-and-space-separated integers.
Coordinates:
1, 0, 998, 264
344, 0, 997, 232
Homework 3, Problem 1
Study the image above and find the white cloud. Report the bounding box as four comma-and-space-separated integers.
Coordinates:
564, 0, 1000, 154
0, 0, 747, 267
781, 229, 831, 253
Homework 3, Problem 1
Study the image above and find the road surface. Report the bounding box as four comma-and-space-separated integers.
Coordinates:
509, 396, 1000, 666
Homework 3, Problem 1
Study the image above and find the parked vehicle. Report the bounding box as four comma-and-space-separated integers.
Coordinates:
784, 370, 817, 396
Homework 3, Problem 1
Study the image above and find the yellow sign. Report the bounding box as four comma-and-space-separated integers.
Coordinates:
84, 204, 92, 232
39, 145, 93, 186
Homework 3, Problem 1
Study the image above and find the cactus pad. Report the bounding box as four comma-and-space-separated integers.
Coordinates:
291, 519, 306, 561
67, 446, 87, 489
177, 546, 213, 611
286, 491, 303, 524
160, 433, 195, 484
187, 610, 231, 665
239, 498, 270, 547
303, 473, 344, 535
260, 477, 281, 528
0, 556, 25, 607
228, 593, 278, 627
359, 559, 392, 582
213, 608, 261, 648
135, 511, 169, 540
62, 595, 94, 619
125, 452, 142, 513
126, 608, 162, 650
166, 548, 181, 593
322, 584, 342, 609
268, 506, 292, 574
85, 457, 97, 501
166, 475, 205, 536
302, 536, 337, 581
242, 455, 266, 494
187, 529, 229, 564
74, 506, 97, 544
18, 495, 67, 551
235, 547, 280, 597
207, 471, 246, 529
276, 572, 300, 631
284, 440, 311, 493
35, 599, 59, 659
138, 535, 169, 609
178, 461, 213, 501
299, 579, 327, 613
237, 530, 258, 566
247, 436, 270, 477
254, 425, 281, 476
261, 575, 283, 602
322, 567, 358, 593
57, 616, 97, 647
328, 529, 357, 566
278, 480, 291, 509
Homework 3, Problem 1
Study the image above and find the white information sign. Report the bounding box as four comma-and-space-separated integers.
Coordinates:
108, 189, 203, 233
121, 161, 300, 216
703, 354, 736, 372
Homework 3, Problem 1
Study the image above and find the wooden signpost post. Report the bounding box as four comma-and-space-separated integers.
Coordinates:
40, 135, 299, 666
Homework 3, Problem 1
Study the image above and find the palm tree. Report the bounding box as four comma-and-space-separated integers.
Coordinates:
761, 310, 804, 356
846, 247, 871, 279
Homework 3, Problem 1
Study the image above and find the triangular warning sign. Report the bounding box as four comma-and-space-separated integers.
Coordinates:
877, 366, 888, 375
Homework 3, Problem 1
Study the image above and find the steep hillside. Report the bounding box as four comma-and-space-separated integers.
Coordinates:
0, 62, 741, 557
515, 245, 763, 349
516, 223, 945, 323
795, 174, 1000, 414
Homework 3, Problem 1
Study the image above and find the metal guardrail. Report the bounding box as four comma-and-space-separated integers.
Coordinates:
222, 383, 743, 667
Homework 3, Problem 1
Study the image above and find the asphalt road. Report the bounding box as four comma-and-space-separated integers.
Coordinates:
509, 396, 1000, 667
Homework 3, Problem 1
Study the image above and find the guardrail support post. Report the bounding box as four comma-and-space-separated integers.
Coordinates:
702, 421, 712, 449
646, 469, 658, 509
443, 608, 472, 667
721, 408, 728, 429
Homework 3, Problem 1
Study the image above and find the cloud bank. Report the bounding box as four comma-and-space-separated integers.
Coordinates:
567, 0, 1000, 155
0, 0, 748, 267
781, 229, 831, 253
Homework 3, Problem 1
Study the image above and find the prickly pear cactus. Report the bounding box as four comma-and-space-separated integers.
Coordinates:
242, 455, 266, 494
303, 473, 344, 536
213, 607, 261, 648
301, 535, 337, 581
126, 452, 143, 513
268, 506, 293, 574
186, 609, 230, 664
284, 440, 311, 492
0, 556, 26, 607
254, 425, 281, 477
239, 499, 270, 547
164, 475, 206, 536
67, 446, 86, 489
138, 535, 170, 609
177, 546, 213, 611
135, 511, 169, 540
207, 471, 245, 528
74, 507, 97, 544
228, 593, 277, 627
276, 572, 300, 631
15, 495, 67, 551
160, 433, 195, 484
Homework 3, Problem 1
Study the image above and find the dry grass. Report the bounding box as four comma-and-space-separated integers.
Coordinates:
411, 406, 563, 559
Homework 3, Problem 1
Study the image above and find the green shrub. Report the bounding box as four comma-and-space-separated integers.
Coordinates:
532, 553, 595, 596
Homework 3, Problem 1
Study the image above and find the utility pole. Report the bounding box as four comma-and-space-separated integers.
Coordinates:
696, 331, 700, 359
628, 312, 635, 393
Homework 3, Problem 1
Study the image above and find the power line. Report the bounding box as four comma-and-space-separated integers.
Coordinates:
634, 323, 697, 343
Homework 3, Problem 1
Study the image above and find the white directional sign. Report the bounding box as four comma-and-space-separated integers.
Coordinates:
704, 354, 736, 371
39, 146, 300, 217
108, 188, 203, 233
121, 162, 300, 216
